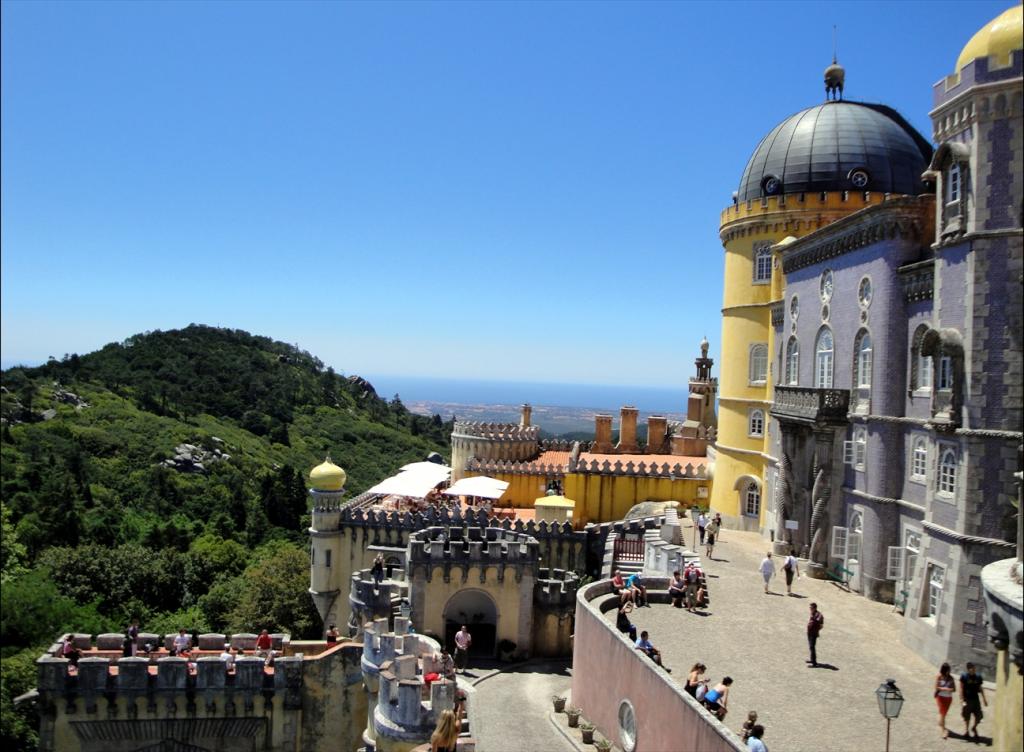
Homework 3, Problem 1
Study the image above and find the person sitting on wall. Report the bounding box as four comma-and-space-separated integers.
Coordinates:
616, 602, 638, 642
172, 628, 192, 657
669, 570, 687, 608
219, 644, 236, 671
256, 629, 273, 658
626, 572, 648, 607
635, 631, 669, 671
61, 635, 81, 667
325, 624, 339, 644
611, 570, 632, 605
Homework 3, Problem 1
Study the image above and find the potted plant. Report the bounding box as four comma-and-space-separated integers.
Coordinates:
552, 695, 567, 713
566, 706, 581, 727
579, 721, 595, 744
497, 638, 516, 662
594, 738, 612, 752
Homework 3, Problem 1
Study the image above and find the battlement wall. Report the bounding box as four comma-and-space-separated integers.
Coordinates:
407, 527, 541, 572
534, 567, 580, 610
452, 421, 541, 441
34, 642, 366, 752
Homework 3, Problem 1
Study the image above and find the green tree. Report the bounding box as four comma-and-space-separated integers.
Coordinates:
225, 542, 320, 638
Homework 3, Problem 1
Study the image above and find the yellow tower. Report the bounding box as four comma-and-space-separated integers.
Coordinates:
708, 61, 933, 532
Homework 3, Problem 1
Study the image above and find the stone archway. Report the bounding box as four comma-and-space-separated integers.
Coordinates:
442, 589, 499, 658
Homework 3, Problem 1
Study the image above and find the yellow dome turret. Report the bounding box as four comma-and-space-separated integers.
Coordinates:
310, 456, 346, 492
956, 5, 1023, 73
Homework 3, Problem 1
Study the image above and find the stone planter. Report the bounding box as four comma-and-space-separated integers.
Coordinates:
580, 724, 595, 744
566, 707, 581, 728
552, 696, 567, 713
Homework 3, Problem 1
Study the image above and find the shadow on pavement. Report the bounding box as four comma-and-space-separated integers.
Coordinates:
948, 731, 993, 746
808, 662, 840, 671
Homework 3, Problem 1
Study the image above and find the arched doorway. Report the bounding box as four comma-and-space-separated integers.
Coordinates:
442, 589, 499, 658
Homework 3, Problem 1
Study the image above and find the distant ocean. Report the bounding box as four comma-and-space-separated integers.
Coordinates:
362, 375, 694, 414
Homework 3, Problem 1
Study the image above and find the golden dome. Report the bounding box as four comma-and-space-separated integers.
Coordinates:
955, 5, 1023, 73
309, 456, 346, 492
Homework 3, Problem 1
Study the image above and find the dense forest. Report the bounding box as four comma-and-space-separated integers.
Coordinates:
0, 325, 451, 748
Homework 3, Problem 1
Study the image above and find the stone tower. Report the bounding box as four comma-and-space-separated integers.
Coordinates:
308, 457, 348, 633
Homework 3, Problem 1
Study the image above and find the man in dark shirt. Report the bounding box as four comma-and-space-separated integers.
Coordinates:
958, 662, 987, 737
806, 602, 824, 667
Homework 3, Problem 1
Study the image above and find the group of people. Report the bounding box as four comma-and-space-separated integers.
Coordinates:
697, 511, 722, 559
758, 549, 801, 595
684, 663, 734, 720
934, 661, 988, 740
611, 569, 649, 607
668, 562, 707, 612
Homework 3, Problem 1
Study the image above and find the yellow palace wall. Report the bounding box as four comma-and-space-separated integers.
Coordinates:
472, 470, 709, 527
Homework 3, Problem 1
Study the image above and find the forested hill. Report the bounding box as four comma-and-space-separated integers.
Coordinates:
0, 325, 450, 748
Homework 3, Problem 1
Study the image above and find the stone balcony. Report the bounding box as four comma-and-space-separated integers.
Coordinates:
771, 386, 850, 426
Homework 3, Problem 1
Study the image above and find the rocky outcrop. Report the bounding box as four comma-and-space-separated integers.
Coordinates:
52, 384, 89, 410
162, 443, 231, 474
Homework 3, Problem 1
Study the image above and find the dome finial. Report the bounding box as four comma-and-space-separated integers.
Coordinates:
824, 26, 845, 101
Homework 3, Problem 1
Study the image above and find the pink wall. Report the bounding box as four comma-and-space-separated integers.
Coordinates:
572, 580, 745, 752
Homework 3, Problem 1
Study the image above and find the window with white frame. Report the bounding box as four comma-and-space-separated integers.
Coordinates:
855, 331, 872, 388
911, 438, 928, 480
815, 328, 834, 388
749, 344, 768, 384
753, 244, 772, 283
785, 337, 799, 385
947, 163, 960, 203
743, 481, 761, 516
847, 512, 863, 571
925, 564, 944, 619
919, 350, 933, 389
938, 447, 957, 495
937, 355, 953, 390
844, 427, 867, 468
911, 324, 932, 391
748, 409, 765, 437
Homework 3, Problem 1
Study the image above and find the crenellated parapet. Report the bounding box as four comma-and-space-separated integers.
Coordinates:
569, 457, 709, 478
407, 527, 541, 583
533, 568, 580, 610
348, 569, 404, 638
361, 618, 449, 752
467, 457, 567, 477
452, 421, 542, 441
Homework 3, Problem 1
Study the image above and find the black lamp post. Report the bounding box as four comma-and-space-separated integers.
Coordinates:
875, 678, 904, 752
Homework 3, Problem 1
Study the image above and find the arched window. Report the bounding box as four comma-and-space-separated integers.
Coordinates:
785, 337, 799, 385
744, 482, 761, 516
753, 244, 772, 283
911, 324, 932, 391
938, 448, 957, 495
938, 355, 954, 390
815, 328, 834, 388
749, 344, 768, 384
911, 438, 928, 480
748, 409, 765, 437
855, 330, 872, 388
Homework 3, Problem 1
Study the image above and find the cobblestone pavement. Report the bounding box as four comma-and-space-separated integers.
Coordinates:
466, 660, 575, 752
621, 527, 996, 752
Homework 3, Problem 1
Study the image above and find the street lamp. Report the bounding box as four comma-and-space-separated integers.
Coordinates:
875, 678, 904, 752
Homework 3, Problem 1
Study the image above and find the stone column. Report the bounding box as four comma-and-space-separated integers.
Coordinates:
593, 415, 613, 453
807, 428, 838, 578
520, 404, 532, 427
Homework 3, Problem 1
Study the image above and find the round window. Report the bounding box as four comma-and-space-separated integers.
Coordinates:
858, 277, 872, 307
850, 169, 870, 189
762, 175, 782, 195
820, 270, 834, 302
618, 699, 637, 752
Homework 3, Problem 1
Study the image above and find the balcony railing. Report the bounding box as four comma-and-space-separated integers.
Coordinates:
772, 386, 850, 424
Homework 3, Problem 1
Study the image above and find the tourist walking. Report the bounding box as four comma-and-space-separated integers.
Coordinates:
934, 662, 955, 739
684, 562, 703, 612
713, 512, 723, 540
454, 625, 472, 673
806, 603, 824, 667
759, 553, 776, 593
702, 676, 733, 720
746, 724, 768, 752
959, 661, 987, 737
705, 518, 719, 559
782, 548, 800, 595
698, 511, 708, 545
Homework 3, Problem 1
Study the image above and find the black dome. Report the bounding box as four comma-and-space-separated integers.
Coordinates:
736, 101, 933, 202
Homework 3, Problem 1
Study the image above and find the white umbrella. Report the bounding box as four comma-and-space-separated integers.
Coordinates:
442, 476, 510, 500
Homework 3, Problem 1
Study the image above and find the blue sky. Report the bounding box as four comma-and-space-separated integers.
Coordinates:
0, 0, 1010, 387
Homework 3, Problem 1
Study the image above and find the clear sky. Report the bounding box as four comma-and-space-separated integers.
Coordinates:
0, 0, 1011, 387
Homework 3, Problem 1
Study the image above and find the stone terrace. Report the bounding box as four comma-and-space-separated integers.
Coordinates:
614, 527, 998, 752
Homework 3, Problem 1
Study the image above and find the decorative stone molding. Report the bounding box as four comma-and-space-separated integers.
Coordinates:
771, 301, 785, 327
921, 520, 1015, 548
452, 421, 541, 441
780, 197, 934, 274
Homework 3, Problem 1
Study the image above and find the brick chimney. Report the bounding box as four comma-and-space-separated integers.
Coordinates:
616, 406, 639, 453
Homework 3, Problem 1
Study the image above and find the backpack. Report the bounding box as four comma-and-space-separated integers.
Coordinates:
695, 682, 708, 702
